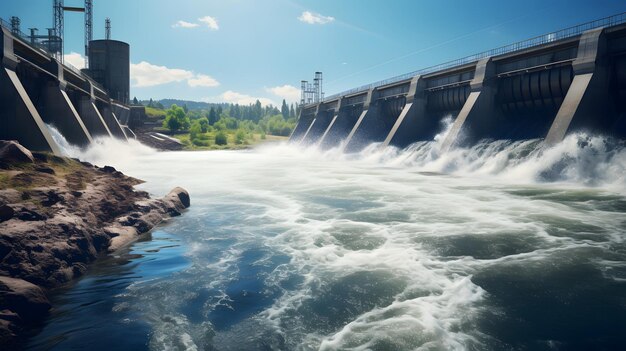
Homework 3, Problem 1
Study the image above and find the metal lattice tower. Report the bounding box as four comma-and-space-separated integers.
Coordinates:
84, 0, 92, 68
10, 16, 20, 35
52, 0, 93, 64
105, 17, 111, 40
301, 72, 324, 105
316, 72, 324, 101
53, 0, 64, 62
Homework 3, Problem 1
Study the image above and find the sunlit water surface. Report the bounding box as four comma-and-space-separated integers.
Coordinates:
26, 130, 626, 351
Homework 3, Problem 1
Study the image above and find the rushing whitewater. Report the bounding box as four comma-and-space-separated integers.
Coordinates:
26, 131, 626, 350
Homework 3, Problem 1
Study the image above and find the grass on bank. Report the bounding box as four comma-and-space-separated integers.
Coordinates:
174, 130, 288, 150
145, 106, 167, 119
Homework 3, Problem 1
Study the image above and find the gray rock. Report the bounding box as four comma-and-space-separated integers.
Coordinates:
169, 187, 191, 208
0, 276, 51, 323
0, 189, 21, 206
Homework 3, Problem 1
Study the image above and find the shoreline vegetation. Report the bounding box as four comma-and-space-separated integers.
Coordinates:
0, 141, 190, 347
137, 98, 296, 151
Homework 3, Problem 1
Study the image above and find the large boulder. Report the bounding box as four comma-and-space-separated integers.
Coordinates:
0, 141, 34, 164
168, 187, 190, 208
0, 205, 14, 223
0, 276, 50, 323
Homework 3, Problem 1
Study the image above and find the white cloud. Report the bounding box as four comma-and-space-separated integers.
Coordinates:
298, 11, 334, 25
64, 52, 85, 69
205, 90, 276, 106
188, 74, 220, 88
130, 61, 219, 88
131, 61, 194, 87
198, 16, 219, 30
172, 20, 199, 28
266, 84, 300, 103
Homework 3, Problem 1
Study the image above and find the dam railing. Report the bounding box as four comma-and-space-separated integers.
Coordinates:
322, 11, 626, 102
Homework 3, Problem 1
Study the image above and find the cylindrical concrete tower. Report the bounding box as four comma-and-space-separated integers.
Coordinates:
88, 39, 129, 104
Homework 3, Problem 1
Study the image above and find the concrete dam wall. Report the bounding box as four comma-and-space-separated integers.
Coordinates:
0, 26, 132, 155
291, 14, 626, 152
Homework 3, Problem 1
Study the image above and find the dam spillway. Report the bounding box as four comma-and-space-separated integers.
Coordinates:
0, 21, 136, 155
291, 13, 626, 152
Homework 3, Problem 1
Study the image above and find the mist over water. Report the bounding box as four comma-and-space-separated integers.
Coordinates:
29, 129, 626, 350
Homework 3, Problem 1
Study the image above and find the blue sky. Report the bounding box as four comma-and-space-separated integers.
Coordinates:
1, 0, 625, 105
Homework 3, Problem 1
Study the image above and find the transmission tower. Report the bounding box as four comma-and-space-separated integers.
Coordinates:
53, 0, 64, 61
10, 16, 20, 35
84, 0, 92, 67
300, 72, 324, 105
105, 17, 111, 40
52, 0, 93, 65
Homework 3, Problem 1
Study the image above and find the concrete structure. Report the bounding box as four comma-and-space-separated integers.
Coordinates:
292, 13, 626, 152
0, 23, 132, 154
87, 39, 130, 104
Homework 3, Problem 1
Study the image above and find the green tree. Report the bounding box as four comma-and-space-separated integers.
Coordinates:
162, 104, 190, 132
231, 104, 241, 118
132, 97, 139, 105
253, 100, 263, 122
235, 129, 246, 144
289, 103, 295, 118
208, 107, 219, 125
197, 117, 209, 133
189, 120, 202, 140
281, 99, 289, 119
215, 131, 228, 145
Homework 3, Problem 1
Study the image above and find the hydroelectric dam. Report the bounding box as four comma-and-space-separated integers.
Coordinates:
0, 1, 144, 155
291, 13, 626, 152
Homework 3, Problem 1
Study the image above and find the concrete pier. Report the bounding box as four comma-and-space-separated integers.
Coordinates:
545, 28, 613, 144
78, 97, 112, 137
440, 58, 496, 151
300, 100, 340, 146
291, 14, 626, 152
96, 101, 128, 140
0, 22, 134, 152
318, 103, 363, 149
0, 28, 61, 154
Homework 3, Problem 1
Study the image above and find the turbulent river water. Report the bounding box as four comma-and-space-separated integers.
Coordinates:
26, 129, 626, 350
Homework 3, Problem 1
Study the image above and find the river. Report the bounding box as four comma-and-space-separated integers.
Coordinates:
26, 131, 626, 350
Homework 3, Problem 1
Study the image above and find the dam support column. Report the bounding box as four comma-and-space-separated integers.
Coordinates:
97, 101, 128, 140
298, 104, 321, 145
301, 100, 341, 146
289, 105, 318, 143
0, 28, 61, 154
78, 98, 112, 138
343, 88, 380, 153
440, 58, 497, 151
319, 101, 365, 149
41, 84, 93, 147
39, 61, 93, 147
77, 83, 113, 138
318, 98, 343, 147
383, 75, 431, 148
544, 28, 610, 145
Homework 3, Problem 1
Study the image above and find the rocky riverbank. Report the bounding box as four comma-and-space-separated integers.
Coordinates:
0, 141, 190, 347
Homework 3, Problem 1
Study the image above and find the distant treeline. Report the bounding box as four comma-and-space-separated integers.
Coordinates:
134, 97, 301, 122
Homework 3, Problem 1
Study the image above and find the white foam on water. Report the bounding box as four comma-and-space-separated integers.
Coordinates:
43, 122, 626, 350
